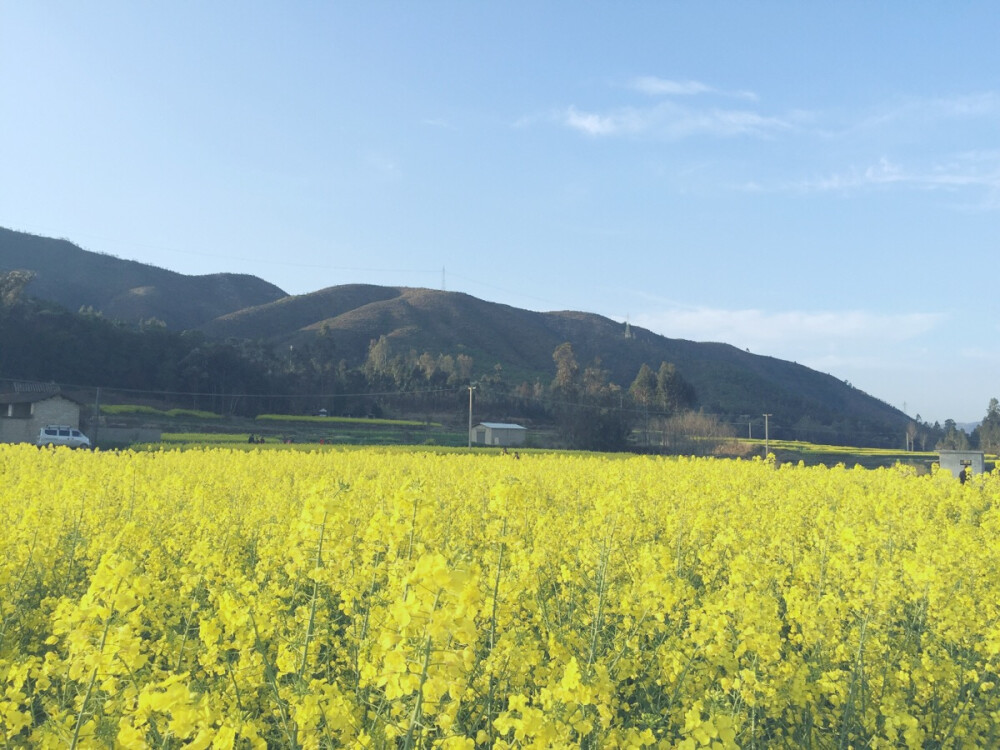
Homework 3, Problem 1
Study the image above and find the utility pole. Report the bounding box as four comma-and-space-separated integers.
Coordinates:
763, 413, 772, 456
467, 384, 476, 448
93, 387, 101, 448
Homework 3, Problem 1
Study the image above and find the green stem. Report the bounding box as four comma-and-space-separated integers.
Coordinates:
225, 659, 245, 714
402, 633, 435, 750
70, 588, 119, 750
0, 529, 38, 651
174, 589, 201, 673
248, 609, 298, 748
485, 519, 508, 743
838, 611, 870, 750
587, 527, 615, 674
299, 510, 328, 678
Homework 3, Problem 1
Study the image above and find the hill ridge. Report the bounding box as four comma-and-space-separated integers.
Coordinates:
0, 226, 909, 440
0, 227, 287, 329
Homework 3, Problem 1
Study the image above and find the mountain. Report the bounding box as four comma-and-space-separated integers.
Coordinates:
0, 227, 910, 441
0, 227, 286, 329
202, 285, 909, 437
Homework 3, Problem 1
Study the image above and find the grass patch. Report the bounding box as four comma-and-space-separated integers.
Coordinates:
162, 433, 255, 444
255, 413, 439, 427
101, 404, 221, 419
743, 438, 936, 457
143, 437, 565, 456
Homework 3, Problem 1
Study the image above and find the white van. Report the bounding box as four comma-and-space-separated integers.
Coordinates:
37, 425, 91, 449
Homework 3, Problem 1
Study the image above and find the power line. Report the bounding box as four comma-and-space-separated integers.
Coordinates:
0, 376, 464, 402
3, 376, 922, 444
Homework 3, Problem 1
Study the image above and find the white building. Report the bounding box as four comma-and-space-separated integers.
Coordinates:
470, 422, 527, 447
938, 450, 985, 480
0, 383, 83, 444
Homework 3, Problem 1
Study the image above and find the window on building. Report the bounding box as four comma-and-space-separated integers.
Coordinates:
3, 403, 31, 419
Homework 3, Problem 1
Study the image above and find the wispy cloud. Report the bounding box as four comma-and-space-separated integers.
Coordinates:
626, 304, 981, 419
561, 101, 793, 139
542, 81, 1000, 208
630, 77, 713, 96
791, 152, 1000, 196
420, 117, 454, 129
549, 75, 795, 139
630, 76, 757, 100
853, 92, 1000, 132
631, 305, 944, 357
563, 106, 646, 136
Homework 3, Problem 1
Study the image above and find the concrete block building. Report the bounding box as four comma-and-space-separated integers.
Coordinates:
470, 422, 527, 447
938, 450, 986, 480
0, 383, 83, 444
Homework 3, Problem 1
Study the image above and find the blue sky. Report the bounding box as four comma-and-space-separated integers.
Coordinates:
2, 2, 998, 423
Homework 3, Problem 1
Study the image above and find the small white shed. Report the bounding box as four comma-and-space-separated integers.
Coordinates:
938, 450, 985, 480
471, 422, 527, 447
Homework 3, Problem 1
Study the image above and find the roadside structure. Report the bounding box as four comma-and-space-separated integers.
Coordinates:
938, 450, 986, 480
0, 382, 83, 444
470, 422, 527, 447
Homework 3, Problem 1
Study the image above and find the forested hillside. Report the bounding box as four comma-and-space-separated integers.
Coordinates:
0, 226, 922, 449
0, 227, 286, 329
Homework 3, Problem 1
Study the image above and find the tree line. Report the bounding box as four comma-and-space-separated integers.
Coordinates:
906, 399, 1000, 454
0, 273, 700, 450
5, 270, 994, 454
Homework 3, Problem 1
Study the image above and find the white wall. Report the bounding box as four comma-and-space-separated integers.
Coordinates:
0, 396, 81, 443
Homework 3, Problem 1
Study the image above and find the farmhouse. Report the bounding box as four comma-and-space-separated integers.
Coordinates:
0, 382, 83, 444
470, 422, 527, 447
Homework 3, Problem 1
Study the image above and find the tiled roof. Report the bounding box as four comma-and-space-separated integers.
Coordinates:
0, 381, 62, 403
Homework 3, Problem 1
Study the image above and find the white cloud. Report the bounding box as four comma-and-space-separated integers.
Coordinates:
546, 81, 1000, 209
563, 106, 646, 136
630, 76, 758, 100
626, 306, 953, 415
794, 157, 905, 192
784, 152, 1000, 199
631, 305, 944, 355
630, 77, 713, 96
551, 75, 787, 139
421, 117, 453, 129
562, 102, 792, 139
871, 92, 1000, 128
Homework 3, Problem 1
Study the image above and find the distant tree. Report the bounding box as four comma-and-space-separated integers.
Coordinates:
0, 270, 35, 307
629, 363, 656, 408
437, 354, 455, 383
551, 342, 579, 396
937, 419, 970, 450
655, 362, 696, 412
972, 397, 1000, 454
629, 363, 656, 445
454, 354, 474, 383
581, 358, 611, 399
364, 336, 392, 382
661, 411, 744, 457
549, 343, 630, 451
578, 362, 630, 451
417, 352, 437, 381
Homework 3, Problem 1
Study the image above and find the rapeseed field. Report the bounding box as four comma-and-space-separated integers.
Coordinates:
2, 445, 998, 748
